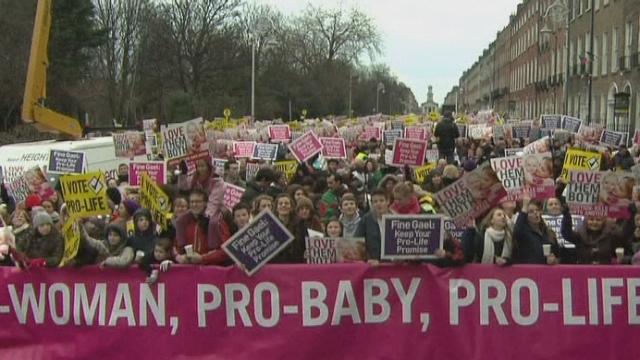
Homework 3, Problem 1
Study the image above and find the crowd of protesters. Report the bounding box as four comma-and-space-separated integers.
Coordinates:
1, 109, 639, 283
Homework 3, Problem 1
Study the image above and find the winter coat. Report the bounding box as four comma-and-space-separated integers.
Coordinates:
561, 211, 630, 264
355, 210, 383, 260
128, 209, 157, 257
103, 224, 134, 268
512, 211, 559, 264
70, 228, 109, 267
175, 211, 231, 265
433, 118, 460, 152
17, 227, 64, 268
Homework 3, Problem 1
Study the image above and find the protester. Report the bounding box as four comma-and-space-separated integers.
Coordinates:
433, 110, 460, 163
561, 205, 630, 264
355, 189, 391, 261
252, 195, 274, 216
17, 212, 64, 268
319, 173, 344, 222
339, 194, 361, 238
325, 218, 343, 238
232, 202, 252, 232
513, 198, 559, 264
175, 189, 230, 266
141, 237, 174, 283
224, 159, 246, 188
128, 209, 158, 263
471, 208, 513, 264
275, 193, 296, 229
100, 224, 134, 268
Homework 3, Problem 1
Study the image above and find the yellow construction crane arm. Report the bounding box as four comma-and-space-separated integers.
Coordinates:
22, 0, 83, 139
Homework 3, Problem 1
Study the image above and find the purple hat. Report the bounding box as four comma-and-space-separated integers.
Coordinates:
121, 199, 140, 217
463, 159, 477, 172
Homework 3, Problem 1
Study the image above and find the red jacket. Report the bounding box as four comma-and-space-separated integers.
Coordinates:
175, 212, 231, 265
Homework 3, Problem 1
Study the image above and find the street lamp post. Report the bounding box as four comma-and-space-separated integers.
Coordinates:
251, 41, 255, 122
376, 82, 385, 114
586, 0, 595, 124
541, 0, 570, 115
540, 27, 559, 113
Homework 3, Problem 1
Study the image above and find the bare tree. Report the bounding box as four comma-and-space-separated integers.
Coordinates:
158, 0, 241, 116
286, 5, 381, 72
93, 0, 149, 125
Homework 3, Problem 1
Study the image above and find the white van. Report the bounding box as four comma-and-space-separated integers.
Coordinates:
0, 137, 127, 183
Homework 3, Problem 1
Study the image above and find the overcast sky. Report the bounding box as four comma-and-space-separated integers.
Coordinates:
258, 0, 521, 105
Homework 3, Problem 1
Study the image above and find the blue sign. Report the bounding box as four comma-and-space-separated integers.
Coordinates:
542, 215, 584, 249
223, 210, 294, 276
381, 214, 443, 260
252, 143, 279, 161
48, 150, 86, 174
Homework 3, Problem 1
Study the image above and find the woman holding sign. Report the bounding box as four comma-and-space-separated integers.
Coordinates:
513, 197, 559, 265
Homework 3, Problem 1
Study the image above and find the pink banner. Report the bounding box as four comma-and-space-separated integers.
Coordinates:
233, 141, 257, 158
320, 137, 347, 159
129, 162, 165, 187
269, 125, 291, 143
0, 265, 638, 359
288, 131, 323, 163
391, 138, 427, 167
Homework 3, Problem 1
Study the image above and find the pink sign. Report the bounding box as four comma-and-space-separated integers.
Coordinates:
269, 125, 292, 143
361, 127, 382, 141
405, 127, 426, 140
224, 183, 245, 209
435, 163, 507, 226
391, 138, 428, 167
129, 161, 165, 186
233, 141, 257, 158
288, 131, 323, 163
0, 265, 638, 359
166, 150, 210, 176
320, 137, 347, 159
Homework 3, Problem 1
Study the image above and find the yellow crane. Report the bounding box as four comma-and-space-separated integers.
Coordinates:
21, 0, 84, 139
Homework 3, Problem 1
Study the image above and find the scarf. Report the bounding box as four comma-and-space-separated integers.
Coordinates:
390, 197, 422, 215
482, 227, 511, 264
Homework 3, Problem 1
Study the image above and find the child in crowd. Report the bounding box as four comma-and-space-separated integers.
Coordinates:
141, 237, 174, 284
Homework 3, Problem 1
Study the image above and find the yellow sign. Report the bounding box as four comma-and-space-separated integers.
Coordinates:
274, 160, 298, 182
223, 108, 232, 118
59, 220, 80, 267
60, 172, 110, 219
414, 163, 437, 184
140, 173, 172, 230
561, 148, 602, 181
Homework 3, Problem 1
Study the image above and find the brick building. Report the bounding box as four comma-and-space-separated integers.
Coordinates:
452, 0, 640, 134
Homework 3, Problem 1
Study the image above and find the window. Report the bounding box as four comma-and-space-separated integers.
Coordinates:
595, 0, 600, 11
585, 32, 591, 73
569, 39, 575, 73
593, 37, 600, 76
579, 0, 583, 15
612, 27, 619, 72
625, 22, 633, 69
572, 0, 578, 19
603, 0, 609, 6
577, 36, 584, 70
602, 32, 608, 75
585, 0, 591, 11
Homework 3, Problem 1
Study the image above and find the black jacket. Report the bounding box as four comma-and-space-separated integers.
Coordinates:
434, 118, 460, 151
512, 212, 559, 264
